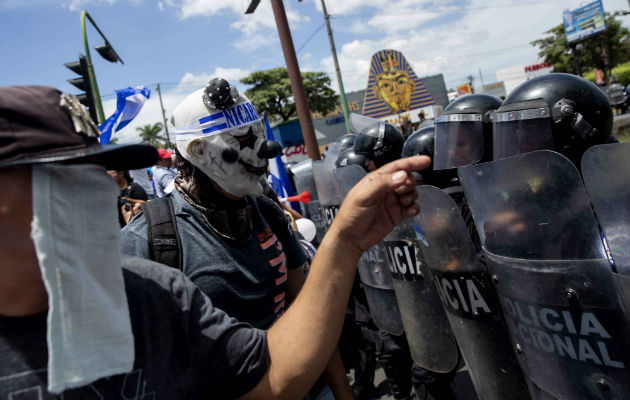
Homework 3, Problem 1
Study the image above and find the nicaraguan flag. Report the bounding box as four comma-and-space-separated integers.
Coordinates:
264, 114, 299, 211
99, 86, 151, 144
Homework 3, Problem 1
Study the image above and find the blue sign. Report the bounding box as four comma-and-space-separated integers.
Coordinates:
270, 119, 303, 147
563, 0, 607, 44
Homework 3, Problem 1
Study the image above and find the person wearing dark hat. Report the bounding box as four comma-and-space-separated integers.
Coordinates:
0, 85, 429, 399
152, 148, 176, 197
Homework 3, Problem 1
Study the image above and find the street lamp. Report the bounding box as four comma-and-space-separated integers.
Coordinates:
79, 10, 124, 124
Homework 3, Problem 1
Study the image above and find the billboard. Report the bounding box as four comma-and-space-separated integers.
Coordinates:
563, 0, 607, 43
524, 61, 553, 79
457, 83, 472, 96
362, 49, 438, 124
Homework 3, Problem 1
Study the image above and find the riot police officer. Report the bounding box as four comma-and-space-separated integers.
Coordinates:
458, 73, 629, 399
405, 122, 532, 400
491, 72, 612, 166
353, 120, 405, 171
356, 120, 458, 400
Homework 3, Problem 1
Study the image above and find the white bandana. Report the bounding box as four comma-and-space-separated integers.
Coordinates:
175, 97, 261, 140
31, 164, 134, 394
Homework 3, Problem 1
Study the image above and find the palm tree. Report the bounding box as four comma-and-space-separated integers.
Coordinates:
136, 122, 168, 148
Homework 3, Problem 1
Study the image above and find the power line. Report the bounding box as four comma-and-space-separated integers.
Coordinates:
296, 23, 326, 53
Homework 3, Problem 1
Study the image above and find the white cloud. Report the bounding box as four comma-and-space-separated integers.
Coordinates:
320, 0, 630, 96
176, 0, 242, 19
177, 66, 252, 89
311, 0, 383, 16
64, 0, 116, 11
230, 1, 310, 51
160, 0, 309, 52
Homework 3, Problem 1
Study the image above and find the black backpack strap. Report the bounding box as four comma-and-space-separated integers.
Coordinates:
141, 196, 183, 270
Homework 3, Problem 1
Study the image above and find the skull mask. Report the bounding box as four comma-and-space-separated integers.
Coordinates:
172, 79, 281, 197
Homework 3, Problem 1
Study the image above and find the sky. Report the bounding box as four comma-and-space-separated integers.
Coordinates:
1, 0, 629, 144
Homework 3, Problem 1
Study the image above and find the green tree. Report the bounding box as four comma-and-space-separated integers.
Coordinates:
531, 12, 630, 81
136, 122, 167, 148
240, 67, 338, 122
108, 137, 119, 144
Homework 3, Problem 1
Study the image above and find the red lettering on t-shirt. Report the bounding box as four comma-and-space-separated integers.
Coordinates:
275, 274, 288, 285
274, 300, 286, 313
257, 227, 273, 242
269, 252, 285, 268
260, 234, 277, 250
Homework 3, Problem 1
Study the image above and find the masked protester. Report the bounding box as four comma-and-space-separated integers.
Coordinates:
121, 78, 350, 398
0, 85, 428, 399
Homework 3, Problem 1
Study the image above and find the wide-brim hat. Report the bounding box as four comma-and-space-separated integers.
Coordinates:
0, 85, 157, 170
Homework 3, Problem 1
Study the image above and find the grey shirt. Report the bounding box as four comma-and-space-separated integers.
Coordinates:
152, 166, 176, 198
0, 256, 269, 399
121, 190, 307, 329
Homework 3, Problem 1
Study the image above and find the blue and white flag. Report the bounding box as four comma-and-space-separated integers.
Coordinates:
264, 114, 299, 211
99, 86, 151, 144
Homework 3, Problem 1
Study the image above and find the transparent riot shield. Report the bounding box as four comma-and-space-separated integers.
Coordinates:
459, 150, 606, 260
459, 150, 630, 400
382, 214, 459, 372
335, 165, 405, 335
414, 185, 530, 398
291, 159, 326, 243
312, 158, 342, 234
582, 143, 630, 277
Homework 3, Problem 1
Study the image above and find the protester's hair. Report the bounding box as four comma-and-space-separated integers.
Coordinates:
113, 170, 133, 185
123, 170, 132, 185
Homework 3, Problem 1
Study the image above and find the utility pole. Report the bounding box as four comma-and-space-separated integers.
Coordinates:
478, 67, 485, 93
156, 84, 172, 148
247, 0, 321, 160
321, 0, 351, 133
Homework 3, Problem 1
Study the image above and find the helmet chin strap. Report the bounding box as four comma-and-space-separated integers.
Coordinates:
374, 122, 386, 150
552, 98, 598, 139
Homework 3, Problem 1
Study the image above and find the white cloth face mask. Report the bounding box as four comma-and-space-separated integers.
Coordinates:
30, 163, 134, 394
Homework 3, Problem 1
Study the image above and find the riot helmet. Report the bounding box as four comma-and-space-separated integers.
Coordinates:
492, 73, 612, 166
434, 94, 501, 170
335, 148, 368, 170
354, 121, 404, 168
403, 125, 456, 186
335, 134, 357, 152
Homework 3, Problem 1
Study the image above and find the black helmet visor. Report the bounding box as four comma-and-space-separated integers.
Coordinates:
434, 113, 485, 170
492, 106, 554, 160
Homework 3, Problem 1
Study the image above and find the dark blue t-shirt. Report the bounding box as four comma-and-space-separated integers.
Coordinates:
121, 190, 307, 329
0, 256, 269, 399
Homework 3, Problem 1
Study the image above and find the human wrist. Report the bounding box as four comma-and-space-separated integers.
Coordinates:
323, 221, 364, 264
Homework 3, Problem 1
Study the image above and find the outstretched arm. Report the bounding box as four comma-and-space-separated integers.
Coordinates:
242, 156, 430, 399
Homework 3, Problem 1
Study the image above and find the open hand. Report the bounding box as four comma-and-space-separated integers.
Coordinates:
330, 156, 430, 256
